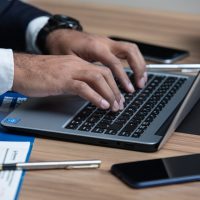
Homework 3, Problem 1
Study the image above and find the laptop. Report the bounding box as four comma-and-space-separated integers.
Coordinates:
1, 69, 200, 152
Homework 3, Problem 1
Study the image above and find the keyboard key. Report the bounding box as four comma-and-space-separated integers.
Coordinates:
96, 122, 110, 129
132, 128, 144, 136
82, 121, 95, 127
131, 132, 141, 138
121, 123, 138, 133
118, 131, 132, 137
140, 121, 150, 127
87, 116, 99, 123
92, 127, 105, 133
66, 123, 79, 130
109, 123, 123, 131
78, 126, 92, 132
105, 129, 117, 135
115, 119, 127, 125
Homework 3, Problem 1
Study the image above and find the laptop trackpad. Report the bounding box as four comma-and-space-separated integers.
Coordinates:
22, 95, 86, 114
9, 95, 87, 129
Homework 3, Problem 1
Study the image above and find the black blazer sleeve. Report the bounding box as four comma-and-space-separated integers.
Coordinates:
0, 0, 51, 51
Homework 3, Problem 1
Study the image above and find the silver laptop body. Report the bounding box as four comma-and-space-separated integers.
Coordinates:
1, 70, 200, 152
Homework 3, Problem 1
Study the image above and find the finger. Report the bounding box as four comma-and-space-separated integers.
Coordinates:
94, 49, 135, 93
70, 80, 110, 110
75, 70, 120, 111
112, 42, 147, 88
126, 45, 147, 88
97, 66, 124, 110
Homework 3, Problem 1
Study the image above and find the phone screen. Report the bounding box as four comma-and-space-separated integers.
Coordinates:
110, 36, 189, 63
111, 154, 200, 188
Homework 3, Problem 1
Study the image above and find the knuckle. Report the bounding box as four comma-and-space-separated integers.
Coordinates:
88, 37, 99, 49
113, 90, 121, 103
116, 90, 121, 98
105, 92, 115, 104
142, 59, 146, 68
120, 72, 130, 84
110, 59, 121, 68
110, 94, 117, 104
71, 81, 79, 91
93, 73, 103, 82
78, 82, 87, 91
135, 70, 144, 79
102, 67, 112, 76
73, 81, 87, 92
128, 43, 139, 53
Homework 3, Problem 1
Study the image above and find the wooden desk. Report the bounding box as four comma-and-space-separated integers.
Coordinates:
21, 1, 200, 199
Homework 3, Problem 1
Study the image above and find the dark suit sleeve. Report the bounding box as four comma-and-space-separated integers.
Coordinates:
0, 0, 51, 51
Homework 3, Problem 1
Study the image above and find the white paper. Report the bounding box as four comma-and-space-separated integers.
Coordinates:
0, 142, 30, 200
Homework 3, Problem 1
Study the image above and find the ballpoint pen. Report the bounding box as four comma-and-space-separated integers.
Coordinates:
0, 160, 101, 171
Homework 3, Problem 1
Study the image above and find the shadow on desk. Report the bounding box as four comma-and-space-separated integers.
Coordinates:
177, 99, 200, 135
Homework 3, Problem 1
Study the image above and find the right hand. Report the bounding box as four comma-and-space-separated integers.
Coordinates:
13, 53, 125, 111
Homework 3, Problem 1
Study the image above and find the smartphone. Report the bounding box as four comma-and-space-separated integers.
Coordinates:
109, 36, 189, 64
111, 154, 200, 188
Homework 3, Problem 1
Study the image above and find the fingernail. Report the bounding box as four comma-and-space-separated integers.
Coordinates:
100, 99, 110, 109
119, 98, 124, 110
112, 100, 120, 112
121, 94, 125, 103
128, 82, 135, 93
138, 77, 145, 88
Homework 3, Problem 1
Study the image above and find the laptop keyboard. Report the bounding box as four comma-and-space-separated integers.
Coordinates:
66, 73, 187, 138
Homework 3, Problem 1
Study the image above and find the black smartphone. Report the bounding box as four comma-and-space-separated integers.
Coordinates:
111, 154, 200, 189
109, 36, 189, 64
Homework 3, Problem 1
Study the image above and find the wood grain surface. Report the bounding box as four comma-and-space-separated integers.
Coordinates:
20, 1, 200, 199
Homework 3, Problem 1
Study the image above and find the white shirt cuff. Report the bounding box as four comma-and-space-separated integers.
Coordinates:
0, 49, 14, 95
26, 16, 50, 54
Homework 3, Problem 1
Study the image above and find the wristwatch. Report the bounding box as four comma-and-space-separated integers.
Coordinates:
36, 14, 83, 54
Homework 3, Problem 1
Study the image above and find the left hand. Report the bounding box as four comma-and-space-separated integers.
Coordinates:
45, 30, 147, 93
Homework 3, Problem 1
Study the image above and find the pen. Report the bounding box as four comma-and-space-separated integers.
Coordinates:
0, 160, 101, 171
147, 64, 200, 70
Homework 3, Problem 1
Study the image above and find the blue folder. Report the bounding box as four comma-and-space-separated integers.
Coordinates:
0, 92, 34, 200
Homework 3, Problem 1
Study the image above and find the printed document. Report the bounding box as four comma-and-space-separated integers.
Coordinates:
0, 142, 30, 200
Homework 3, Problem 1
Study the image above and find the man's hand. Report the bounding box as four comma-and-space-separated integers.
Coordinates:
13, 53, 125, 111
45, 30, 147, 92
13, 31, 147, 111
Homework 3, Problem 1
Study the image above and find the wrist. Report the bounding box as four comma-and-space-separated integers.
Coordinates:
45, 29, 76, 54
36, 15, 83, 54
12, 53, 23, 92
